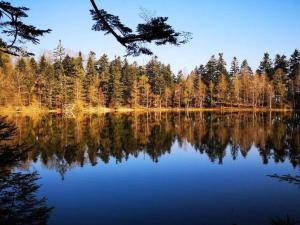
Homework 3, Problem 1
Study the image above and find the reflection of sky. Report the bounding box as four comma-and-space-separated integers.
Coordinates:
9, 0, 300, 72
34, 141, 300, 225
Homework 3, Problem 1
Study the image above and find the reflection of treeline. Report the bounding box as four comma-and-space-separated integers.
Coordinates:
1, 42, 300, 111
6, 112, 300, 178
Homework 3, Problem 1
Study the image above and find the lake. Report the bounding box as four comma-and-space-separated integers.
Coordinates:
1, 112, 300, 225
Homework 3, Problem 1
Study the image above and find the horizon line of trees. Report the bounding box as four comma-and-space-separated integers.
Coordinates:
0, 41, 300, 111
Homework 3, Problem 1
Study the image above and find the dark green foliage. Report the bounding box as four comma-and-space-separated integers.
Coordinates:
89, 0, 191, 56
121, 59, 137, 105
0, 117, 53, 225
97, 54, 110, 106
230, 57, 239, 77
0, 1, 51, 56
109, 56, 123, 107
259, 52, 274, 79
289, 49, 300, 79
240, 59, 252, 74
274, 54, 288, 74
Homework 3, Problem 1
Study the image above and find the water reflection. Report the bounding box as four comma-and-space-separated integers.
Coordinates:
4, 112, 300, 179
0, 117, 53, 225
2, 112, 300, 225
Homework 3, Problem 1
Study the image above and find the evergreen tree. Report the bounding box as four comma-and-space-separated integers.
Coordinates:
52, 40, 66, 109
204, 55, 218, 84
216, 53, 228, 78
215, 74, 228, 104
289, 49, 300, 79
121, 59, 137, 106
14, 58, 27, 106
146, 56, 161, 95
53, 40, 65, 63
62, 55, 77, 104
109, 57, 123, 107
274, 54, 288, 74
73, 52, 85, 104
240, 59, 252, 75
97, 54, 110, 106
272, 68, 287, 107
230, 57, 239, 77
84, 51, 97, 105
258, 52, 273, 79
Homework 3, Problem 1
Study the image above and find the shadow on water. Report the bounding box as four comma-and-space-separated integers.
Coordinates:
0, 116, 53, 225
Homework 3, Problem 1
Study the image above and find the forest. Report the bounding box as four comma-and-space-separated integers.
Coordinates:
0, 41, 300, 113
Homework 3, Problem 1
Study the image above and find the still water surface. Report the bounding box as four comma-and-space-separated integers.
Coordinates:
2, 112, 300, 225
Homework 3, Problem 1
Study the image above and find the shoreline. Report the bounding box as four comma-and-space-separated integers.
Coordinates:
0, 106, 295, 116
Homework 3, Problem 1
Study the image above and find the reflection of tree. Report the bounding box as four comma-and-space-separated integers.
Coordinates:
271, 215, 299, 225
268, 174, 300, 188
0, 171, 53, 225
0, 116, 53, 225
4, 112, 300, 175
0, 117, 28, 168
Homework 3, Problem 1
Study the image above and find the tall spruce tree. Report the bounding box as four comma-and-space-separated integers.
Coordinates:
258, 52, 273, 79
53, 40, 66, 109
230, 57, 239, 77
217, 53, 228, 78
240, 59, 252, 75
97, 54, 110, 106
289, 49, 300, 79
109, 57, 123, 107
204, 55, 218, 84
274, 54, 288, 74
84, 51, 97, 105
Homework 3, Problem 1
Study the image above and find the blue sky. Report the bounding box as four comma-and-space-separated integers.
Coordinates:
13, 0, 300, 73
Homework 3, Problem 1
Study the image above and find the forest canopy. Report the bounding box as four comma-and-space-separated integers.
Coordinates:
0, 41, 299, 112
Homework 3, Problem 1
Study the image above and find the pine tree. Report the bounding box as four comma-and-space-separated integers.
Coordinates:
53, 40, 65, 63
289, 49, 300, 79
215, 74, 228, 105
194, 73, 206, 108
272, 68, 287, 107
97, 54, 110, 106
184, 73, 194, 108
160, 64, 173, 107
204, 55, 218, 84
84, 51, 97, 105
14, 58, 27, 106
274, 54, 288, 74
231, 75, 241, 105
230, 57, 239, 77
121, 59, 137, 106
24, 58, 37, 106
109, 57, 123, 107
146, 56, 162, 95
240, 59, 252, 75
138, 74, 151, 108
217, 53, 228, 79
173, 71, 185, 108
62, 55, 76, 104
73, 52, 85, 108
53, 40, 66, 109
258, 52, 273, 79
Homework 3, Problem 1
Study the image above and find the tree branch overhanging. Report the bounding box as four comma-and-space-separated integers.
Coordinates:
90, 0, 191, 56
0, 1, 51, 56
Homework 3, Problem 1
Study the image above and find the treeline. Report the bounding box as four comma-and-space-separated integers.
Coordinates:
0, 41, 300, 111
